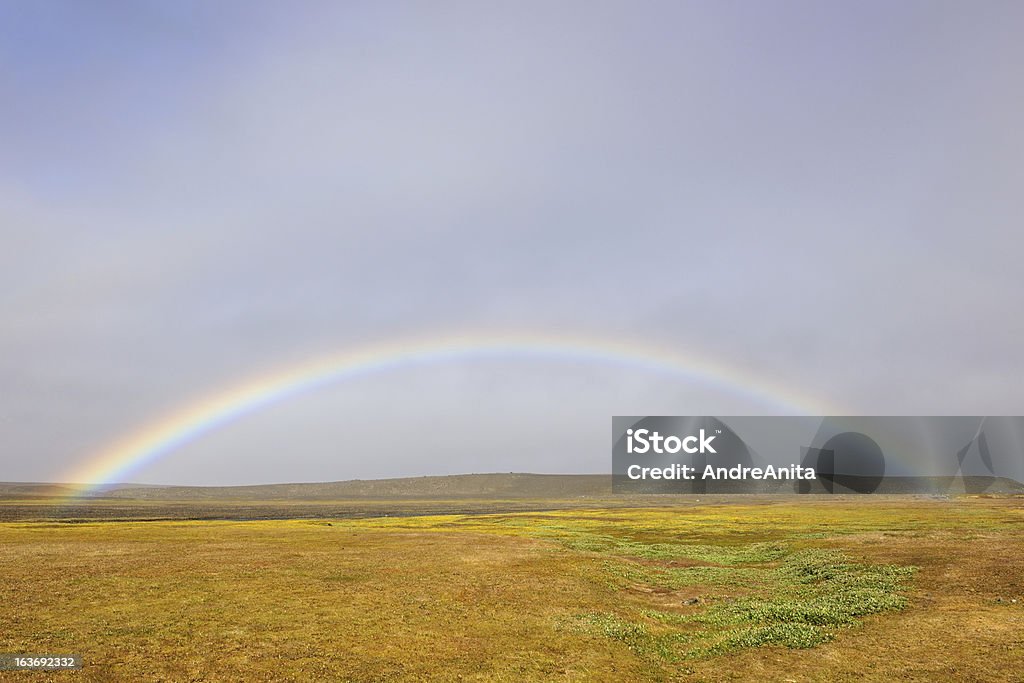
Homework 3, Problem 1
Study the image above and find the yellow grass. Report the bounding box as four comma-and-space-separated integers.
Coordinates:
1, 497, 1022, 681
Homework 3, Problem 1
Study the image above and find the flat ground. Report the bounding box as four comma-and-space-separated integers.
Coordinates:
1, 496, 1021, 681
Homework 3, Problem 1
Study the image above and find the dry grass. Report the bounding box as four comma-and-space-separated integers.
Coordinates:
0, 497, 1021, 681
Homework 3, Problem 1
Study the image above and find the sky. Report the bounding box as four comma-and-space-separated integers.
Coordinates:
2, 1, 1023, 485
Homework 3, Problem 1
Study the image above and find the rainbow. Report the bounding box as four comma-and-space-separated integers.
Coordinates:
62, 330, 838, 492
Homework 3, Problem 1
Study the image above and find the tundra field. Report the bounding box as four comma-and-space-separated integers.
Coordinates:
1, 495, 1022, 682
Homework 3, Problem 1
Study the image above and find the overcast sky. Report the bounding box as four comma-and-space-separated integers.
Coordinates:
3, 1, 1023, 485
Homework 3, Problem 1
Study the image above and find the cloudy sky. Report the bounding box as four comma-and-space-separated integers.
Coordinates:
3, 1, 1022, 485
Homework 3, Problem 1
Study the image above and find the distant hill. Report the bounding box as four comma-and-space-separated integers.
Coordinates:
1, 473, 1021, 501
0, 482, 86, 498
0, 481, 167, 499
39, 474, 612, 500
98, 474, 613, 500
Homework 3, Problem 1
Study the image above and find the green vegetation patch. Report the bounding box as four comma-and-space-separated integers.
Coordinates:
564, 536, 788, 565
578, 546, 915, 661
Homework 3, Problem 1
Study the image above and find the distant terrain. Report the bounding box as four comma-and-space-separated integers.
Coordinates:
2, 472, 1021, 502
0, 474, 667, 523
0, 473, 1021, 524
101, 473, 614, 500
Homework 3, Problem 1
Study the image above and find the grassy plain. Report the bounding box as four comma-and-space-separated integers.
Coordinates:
1, 496, 1022, 681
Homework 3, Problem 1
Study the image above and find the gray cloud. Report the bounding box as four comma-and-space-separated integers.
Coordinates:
2, 1, 1023, 484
